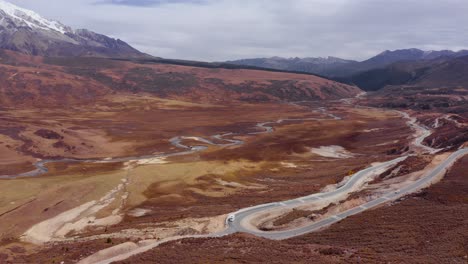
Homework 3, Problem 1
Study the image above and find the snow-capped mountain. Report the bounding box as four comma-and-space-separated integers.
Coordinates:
0, 0, 147, 58
0, 0, 70, 33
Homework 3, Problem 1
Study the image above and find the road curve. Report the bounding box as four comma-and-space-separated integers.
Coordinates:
398, 111, 440, 154
225, 156, 407, 238
225, 148, 467, 239
224, 111, 461, 239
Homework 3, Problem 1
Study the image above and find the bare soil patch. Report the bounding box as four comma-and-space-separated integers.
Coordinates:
87, 156, 468, 264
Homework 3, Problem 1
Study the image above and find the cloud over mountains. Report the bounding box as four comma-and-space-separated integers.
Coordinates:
9, 0, 468, 61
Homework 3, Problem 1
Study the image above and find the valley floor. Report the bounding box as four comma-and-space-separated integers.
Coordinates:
0, 94, 466, 263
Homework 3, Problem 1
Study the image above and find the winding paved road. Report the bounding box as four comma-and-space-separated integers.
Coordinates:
78, 107, 467, 264
83, 147, 468, 264
221, 111, 462, 239
399, 111, 440, 154
223, 148, 467, 239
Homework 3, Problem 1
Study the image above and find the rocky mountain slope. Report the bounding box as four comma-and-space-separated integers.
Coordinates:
0, 0, 146, 58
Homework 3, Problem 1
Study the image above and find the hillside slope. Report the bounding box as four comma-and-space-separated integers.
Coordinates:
344, 55, 468, 91
0, 49, 360, 107
226, 56, 357, 76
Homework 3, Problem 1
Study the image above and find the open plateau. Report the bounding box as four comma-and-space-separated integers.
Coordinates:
0, 1, 467, 263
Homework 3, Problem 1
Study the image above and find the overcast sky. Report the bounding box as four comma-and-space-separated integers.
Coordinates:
9, 0, 468, 61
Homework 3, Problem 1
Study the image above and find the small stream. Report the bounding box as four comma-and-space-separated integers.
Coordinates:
1, 107, 340, 179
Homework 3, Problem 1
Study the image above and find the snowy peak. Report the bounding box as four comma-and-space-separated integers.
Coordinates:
0, 0, 146, 58
0, 0, 69, 34
369, 48, 468, 63
259, 56, 355, 65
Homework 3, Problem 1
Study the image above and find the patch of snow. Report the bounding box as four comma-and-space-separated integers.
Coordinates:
128, 208, 152, 218
375, 140, 399, 147
433, 117, 441, 128
134, 157, 167, 165
280, 162, 298, 168
216, 179, 245, 188
423, 50, 435, 56
310, 145, 354, 159
362, 128, 382, 133
0, 0, 68, 33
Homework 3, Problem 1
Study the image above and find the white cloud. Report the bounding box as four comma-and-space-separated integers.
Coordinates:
8, 0, 468, 61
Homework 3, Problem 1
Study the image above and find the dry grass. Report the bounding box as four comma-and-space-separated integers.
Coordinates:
0, 169, 127, 240
0, 100, 417, 263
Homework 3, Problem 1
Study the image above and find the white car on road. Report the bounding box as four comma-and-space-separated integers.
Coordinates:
227, 215, 235, 223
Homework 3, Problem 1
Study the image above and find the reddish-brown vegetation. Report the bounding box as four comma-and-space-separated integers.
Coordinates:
0, 49, 360, 108
1, 47, 466, 264
109, 156, 468, 264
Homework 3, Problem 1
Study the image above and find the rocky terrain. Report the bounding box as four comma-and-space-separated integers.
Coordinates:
0, 0, 146, 58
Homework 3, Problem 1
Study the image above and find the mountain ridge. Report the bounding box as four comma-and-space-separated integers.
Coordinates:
0, 0, 148, 58
226, 48, 468, 78
225, 56, 356, 76
339, 54, 468, 91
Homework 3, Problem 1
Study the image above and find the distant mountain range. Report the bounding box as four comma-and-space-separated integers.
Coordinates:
226, 48, 468, 78
0, 0, 147, 58
342, 53, 468, 91
225, 56, 357, 77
